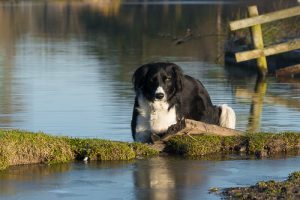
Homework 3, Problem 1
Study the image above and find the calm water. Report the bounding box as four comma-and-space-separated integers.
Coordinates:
0, 0, 300, 199
1, 156, 300, 200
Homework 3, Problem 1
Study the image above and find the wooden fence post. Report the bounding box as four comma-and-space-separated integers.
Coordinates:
248, 5, 268, 77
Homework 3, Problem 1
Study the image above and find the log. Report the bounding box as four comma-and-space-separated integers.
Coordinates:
162, 119, 243, 141
275, 64, 300, 77
151, 119, 244, 152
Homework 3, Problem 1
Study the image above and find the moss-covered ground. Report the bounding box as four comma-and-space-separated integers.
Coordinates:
1, 129, 300, 170
0, 129, 158, 170
165, 132, 300, 158
222, 171, 300, 200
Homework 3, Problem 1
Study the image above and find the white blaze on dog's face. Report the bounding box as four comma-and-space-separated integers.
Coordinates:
154, 86, 166, 101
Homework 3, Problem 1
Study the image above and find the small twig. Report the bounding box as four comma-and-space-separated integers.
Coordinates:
187, 134, 198, 141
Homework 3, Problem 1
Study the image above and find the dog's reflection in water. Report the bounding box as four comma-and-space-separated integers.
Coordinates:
133, 157, 207, 200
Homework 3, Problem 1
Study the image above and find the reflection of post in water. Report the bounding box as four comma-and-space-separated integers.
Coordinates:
247, 77, 267, 133
216, 4, 223, 64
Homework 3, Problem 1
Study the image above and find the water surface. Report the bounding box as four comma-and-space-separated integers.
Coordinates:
0, 0, 300, 199
0, 0, 299, 139
1, 156, 300, 200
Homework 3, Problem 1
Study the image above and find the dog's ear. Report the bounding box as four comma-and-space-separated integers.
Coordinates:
132, 64, 149, 91
172, 64, 184, 91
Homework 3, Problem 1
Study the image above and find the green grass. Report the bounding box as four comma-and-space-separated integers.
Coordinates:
165, 135, 223, 156
165, 132, 300, 158
1, 129, 300, 170
0, 130, 74, 170
68, 138, 158, 161
0, 129, 158, 170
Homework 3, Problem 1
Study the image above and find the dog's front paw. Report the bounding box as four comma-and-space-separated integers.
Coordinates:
160, 120, 186, 140
150, 133, 161, 143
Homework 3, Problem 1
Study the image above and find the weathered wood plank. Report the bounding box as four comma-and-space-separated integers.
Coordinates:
230, 6, 300, 31
235, 39, 300, 62
151, 119, 244, 152
161, 119, 243, 142
275, 64, 300, 77
248, 6, 268, 76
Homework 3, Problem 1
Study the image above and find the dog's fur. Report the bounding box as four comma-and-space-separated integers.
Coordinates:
131, 62, 236, 143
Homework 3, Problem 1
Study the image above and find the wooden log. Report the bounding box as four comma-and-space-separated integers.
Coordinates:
275, 64, 300, 77
247, 5, 268, 76
161, 119, 243, 141
151, 119, 244, 152
230, 6, 300, 31
235, 39, 300, 62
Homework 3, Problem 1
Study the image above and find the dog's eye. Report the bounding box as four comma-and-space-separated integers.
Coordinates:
165, 77, 171, 82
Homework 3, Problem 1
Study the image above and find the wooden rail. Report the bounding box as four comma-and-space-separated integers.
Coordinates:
236, 39, 300, 62
230, 6, 300, 31
229, 5, 300, 77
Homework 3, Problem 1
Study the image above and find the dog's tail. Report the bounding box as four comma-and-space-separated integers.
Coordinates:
219, 104, 236, 129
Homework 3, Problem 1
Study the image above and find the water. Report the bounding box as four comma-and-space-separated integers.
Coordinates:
1, 156, 300, 200
0, 0, 300, 199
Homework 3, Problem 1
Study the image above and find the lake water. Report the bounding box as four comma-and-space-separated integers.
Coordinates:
0, 0, 300, 199
1, 156, 300, 200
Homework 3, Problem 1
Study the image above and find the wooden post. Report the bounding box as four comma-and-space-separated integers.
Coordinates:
229, 6, 300, 76
248, 6, 268, 77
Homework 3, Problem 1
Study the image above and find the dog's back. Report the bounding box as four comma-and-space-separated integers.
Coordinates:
179, 75, 236, 128
178, 75, 220, 124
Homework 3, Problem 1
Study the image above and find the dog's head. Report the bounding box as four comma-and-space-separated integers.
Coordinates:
132, 62, 183, 101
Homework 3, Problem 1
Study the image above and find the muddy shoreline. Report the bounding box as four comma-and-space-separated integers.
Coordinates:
222, 171, 300, 200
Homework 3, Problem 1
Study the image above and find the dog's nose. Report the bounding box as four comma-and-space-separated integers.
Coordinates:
155, 93, 164, 100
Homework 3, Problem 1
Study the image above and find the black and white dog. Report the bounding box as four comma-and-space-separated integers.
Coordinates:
131, 62, 236, 143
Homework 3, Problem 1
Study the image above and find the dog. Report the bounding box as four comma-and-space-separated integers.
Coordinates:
131, 62, 236, 143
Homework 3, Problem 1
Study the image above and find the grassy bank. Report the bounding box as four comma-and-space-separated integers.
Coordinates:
0, 129, 158, 170
165, 132, 300, 158
1, 129, 300, 170
222, 171, 300, 200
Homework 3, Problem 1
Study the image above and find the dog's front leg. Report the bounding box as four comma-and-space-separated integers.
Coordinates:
135, 130, 152, 143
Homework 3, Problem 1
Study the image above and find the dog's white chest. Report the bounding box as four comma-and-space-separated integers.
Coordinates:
149, 101, 177, 133
136, 96, 177, 134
